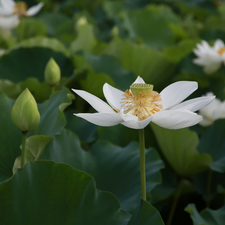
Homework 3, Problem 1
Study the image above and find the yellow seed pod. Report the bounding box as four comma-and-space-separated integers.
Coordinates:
11, 88, 40, 132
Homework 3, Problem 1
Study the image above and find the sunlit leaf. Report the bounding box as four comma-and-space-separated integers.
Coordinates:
151, 123, 212, 176
103, 38, 176, 89
122, 5, 181, 48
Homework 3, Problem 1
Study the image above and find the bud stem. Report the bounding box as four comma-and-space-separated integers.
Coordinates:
21, 132, 28, 167
139, 129, 146, 200
51, 86, 55, 95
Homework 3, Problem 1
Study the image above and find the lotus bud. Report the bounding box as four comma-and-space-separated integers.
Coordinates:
11, 88, 40, 132
44, 58, 61, 86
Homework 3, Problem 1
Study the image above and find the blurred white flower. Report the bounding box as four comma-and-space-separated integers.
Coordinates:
0, 0, 44, 18
0, 15, 19, 30
199, 92, 225, 126
0, 48, 5, 56
72, 76, 214, 130
193, 39, 225, 74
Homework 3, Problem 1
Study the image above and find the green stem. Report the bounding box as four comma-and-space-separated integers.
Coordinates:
167, 180, 183, 225
51, 86, 55, 95
139, 129, 146, 201
206, 169, 212, 208
21, 132, 27, 168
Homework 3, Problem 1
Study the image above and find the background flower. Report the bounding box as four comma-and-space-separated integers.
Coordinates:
199, 92, 225, 126
0, 15, 18, 30
0, 0, 44, 30
0, 0, 44, 17
193, 39, 225, 74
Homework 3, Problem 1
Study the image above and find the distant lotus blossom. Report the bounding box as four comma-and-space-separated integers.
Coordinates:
199, 92, 225, 126
0, 15, 18, 30
0, 0, 44, 30
72, 76, 214, 130
193, 39, 225, 74
0, 0, 44, 17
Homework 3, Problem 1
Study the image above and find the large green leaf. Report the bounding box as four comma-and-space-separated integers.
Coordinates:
0, 92, 21, 182
163, 39, 198, 63
70, 20, 106, 54
185, 203, 225, 225
0, 45, 73, 83
122, 5, 181, 48
90, 141, 164, 212
15, 17, 47, 41
128, 199, 165, 225
0, 77, 51, 102
151, 123, 212, 176
0, 161, 131, 225
80, 70, 115, 99
0, 160, 165, 224
12, 36, 69, 56
40, 129, 164, 212
65, 109, 97, 143
198, 120, 225, 173
103, 38, 176, 89
32, 87, 74, 136
39, 12, 76, 45
81, 52, 136, 90
97, 124, 158, 149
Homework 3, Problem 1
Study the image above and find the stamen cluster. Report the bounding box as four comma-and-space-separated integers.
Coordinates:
13, 2, 28, 17
121, 86, 162, 121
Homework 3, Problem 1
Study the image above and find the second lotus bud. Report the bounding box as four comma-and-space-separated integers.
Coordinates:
11, 88, 40, 132
44, 58, 61, 86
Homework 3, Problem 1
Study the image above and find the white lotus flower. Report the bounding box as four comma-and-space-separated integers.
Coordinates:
0, 14, 18, 30
0, 0, 44, 18
199, 92, 225, 126
193, 39, 225, 74
72, 77, 214, 130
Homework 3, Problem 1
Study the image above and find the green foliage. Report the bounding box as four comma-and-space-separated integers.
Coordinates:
16, 17, 47, 41
128, 199, 165, 225
103, 38, 176, 89
0, 46, 73, 83
198, 120, 225, 173
122, 5, 181, 48
1, 1, 225, 224
151, 123, 212, 176
32, 87, 74, 136
40, 129, 164, 213
13, 135, 53, 173
185, 204, 225, 225
0, 92, 21, 182
0, 161, 131, 225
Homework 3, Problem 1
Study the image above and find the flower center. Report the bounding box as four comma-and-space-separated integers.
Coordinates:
13, 2, 27, 18
217, 47, 225, 55
121, 83, 162, 121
